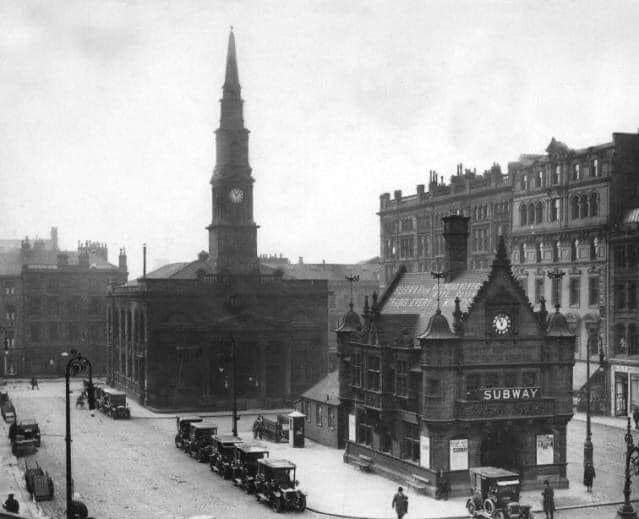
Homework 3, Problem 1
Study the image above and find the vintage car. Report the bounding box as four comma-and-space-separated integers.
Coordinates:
255, 458, 306, 513
24, 459, 54, 501
210, 434, 244, 478
1, 392, 15, 423
185, 421, 219, 462
466, 467, 534, 519
100, 387, 130, 419
11, 420, 41, 457
232, 443, 269, 493
175, 416, 203, 449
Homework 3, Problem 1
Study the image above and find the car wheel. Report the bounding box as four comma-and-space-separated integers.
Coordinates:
494, 511, 505, 519
298, 495, 306, 512
484, 499, 495, 515
271, 497, 282, 513
466, 500, 476, 515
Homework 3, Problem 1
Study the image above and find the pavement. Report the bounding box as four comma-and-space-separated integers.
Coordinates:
0, 379, 637, 519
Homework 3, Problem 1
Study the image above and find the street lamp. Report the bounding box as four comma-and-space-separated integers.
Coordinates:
583, 322, 600, 474
617, 418, 639, 518
63, 350, 95, 519
218, 336, 238, 437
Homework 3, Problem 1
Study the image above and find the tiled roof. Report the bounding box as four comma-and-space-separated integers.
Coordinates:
381, 271, 488, 337
301, 370, 339, 405
262, 262, 380, 282
144, 262, 191, 279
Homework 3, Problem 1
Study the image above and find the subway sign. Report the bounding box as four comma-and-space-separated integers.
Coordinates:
478, 387, 541, 401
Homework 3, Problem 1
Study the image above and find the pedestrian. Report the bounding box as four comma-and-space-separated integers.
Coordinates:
541, 480, 555, 519
30, 376, 39, 390
3, 493, 19, 514
633, 407, 639, 430
252, 418, 259, 439
257, 415, 264, 440
391, 486, 408, 519
583, 461, 596, 492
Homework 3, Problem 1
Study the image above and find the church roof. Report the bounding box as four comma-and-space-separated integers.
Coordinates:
301, 370, 339, 406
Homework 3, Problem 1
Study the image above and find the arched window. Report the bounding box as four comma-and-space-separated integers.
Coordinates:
553, 241, 560, 262
521, 175, 528, 191
615, 323, 627, 354
571, 196, 580, 219
519, 243, 526, 264
536, 170, 543, 188
590, 240, 597, 260
580, 195, 588, 218
552, 165, 560, 184
536, 243, 542, 263
590, 192, 599, 217
571, 240, 578, 262
535, 202, 543, 224
520, 204, 527, 226
528, 204, 535, 224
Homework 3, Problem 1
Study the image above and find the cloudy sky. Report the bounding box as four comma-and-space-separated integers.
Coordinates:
1, 0, 638, 278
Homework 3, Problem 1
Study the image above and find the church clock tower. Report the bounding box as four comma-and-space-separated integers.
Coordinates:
207, 29, 259, 274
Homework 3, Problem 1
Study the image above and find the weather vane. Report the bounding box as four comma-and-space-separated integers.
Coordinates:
345, 274, 360, 307
430, 271, 447, 310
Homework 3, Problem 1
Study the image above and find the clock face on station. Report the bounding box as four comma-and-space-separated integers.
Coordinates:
492, 312, 512, 335
229, 187, 245, 204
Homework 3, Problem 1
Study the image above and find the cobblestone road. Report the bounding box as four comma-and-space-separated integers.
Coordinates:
6, 378, 639, 519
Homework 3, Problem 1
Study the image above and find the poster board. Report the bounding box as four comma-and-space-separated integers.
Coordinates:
449, 438, 468, 471
348, 414, 356, 442
420, 435, 430, 468
536, 434, 554, 465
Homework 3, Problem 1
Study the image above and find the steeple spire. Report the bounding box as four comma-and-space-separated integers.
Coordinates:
223, 27, 240, 94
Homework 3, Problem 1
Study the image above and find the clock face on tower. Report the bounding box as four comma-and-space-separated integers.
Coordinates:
229, 187, 245, 204
492, 312, 512, 335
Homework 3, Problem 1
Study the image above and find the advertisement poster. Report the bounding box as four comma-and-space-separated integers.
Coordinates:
348, 414, 356, 442
536, 434, 554, 465
449, 439, 469, 471
420, 435, 430, 468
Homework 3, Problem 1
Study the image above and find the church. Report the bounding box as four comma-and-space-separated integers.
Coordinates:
337, 215, 574, 495
105, 31, 328, 410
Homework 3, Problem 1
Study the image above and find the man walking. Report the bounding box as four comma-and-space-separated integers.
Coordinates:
392, 486, 408, 519
542, 480, 555, 519
30, 376, 39, 390
583, 461, 596, 492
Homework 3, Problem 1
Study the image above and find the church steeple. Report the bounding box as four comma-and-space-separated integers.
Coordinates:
223, 28, 240, 94
207, 29, 259, 275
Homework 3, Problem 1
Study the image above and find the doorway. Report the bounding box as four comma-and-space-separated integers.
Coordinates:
480, 426, 521, 470
616, 372, 629, 416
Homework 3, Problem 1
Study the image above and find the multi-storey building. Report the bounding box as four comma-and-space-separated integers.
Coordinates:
106, 30, 328, 410
0, 228, 127, 376
260, 255, 381, 370
608, 213, 639, 416
378, 164, 512, 284
338, 216, 574, 496
509, 134, 639, 368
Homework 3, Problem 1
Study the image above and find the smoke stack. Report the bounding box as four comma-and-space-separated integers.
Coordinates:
50, 227, 59, 251
442, 214, 470, 281
118, 248, 127, 275
143, 244, 147, 278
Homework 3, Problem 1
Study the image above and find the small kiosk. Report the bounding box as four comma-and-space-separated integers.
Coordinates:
288, 411, 305, 448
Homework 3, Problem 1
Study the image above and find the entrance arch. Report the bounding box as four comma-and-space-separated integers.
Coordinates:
480, 425, 521, 470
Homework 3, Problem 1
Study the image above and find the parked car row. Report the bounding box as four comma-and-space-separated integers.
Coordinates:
174, 415, 307, 513
2, 390, 55, 503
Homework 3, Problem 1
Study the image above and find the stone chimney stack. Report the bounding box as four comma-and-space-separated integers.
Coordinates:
442, 214, 470, 281
119, 248, 128, 275
50, 227, 59, 251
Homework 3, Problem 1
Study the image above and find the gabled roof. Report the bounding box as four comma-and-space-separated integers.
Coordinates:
380, 271, 487, 337
301, 370, 339, 405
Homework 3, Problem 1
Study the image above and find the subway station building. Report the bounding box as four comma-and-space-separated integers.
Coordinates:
337, 215, 575, 495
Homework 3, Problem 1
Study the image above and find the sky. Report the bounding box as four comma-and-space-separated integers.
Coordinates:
1, 0, 639, 279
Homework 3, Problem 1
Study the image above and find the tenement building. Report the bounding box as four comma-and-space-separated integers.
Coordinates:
378, 164, 512, 285
338, 216, 574, 496
0, 228, 127, 376
106, 31, 328, 410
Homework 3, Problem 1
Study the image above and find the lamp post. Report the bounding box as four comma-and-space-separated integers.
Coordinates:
218, 335, 238, 437
617, 417, 639, 518
63, 350, 95, 519
584, 322, 600, 471
546, 267, 565, 308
